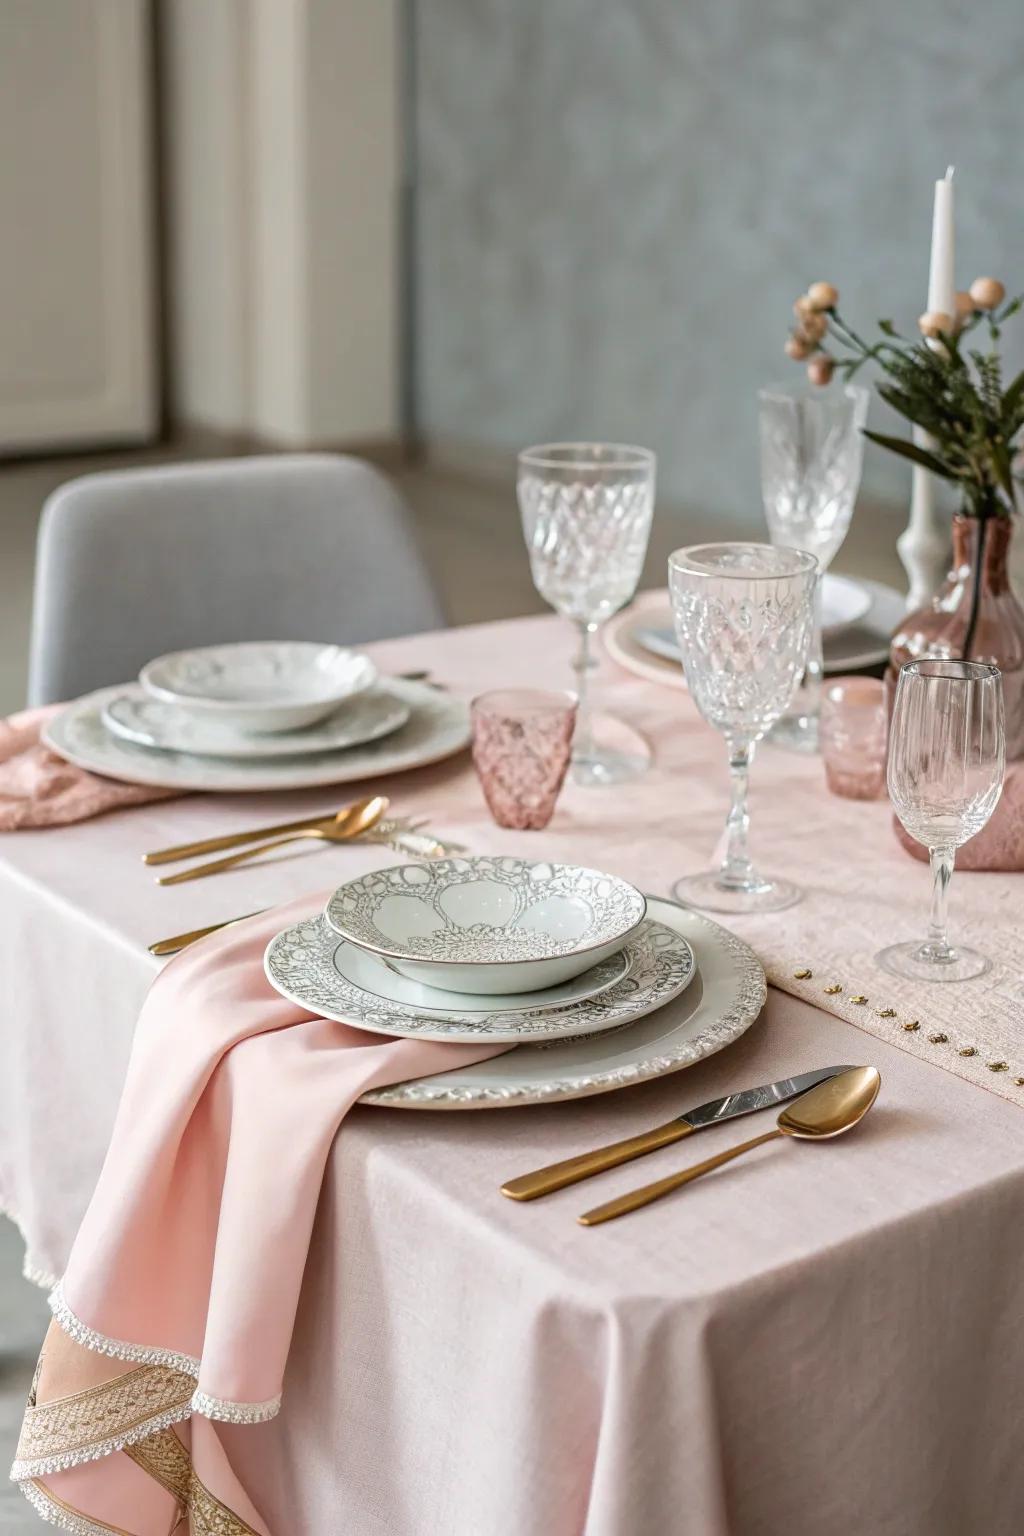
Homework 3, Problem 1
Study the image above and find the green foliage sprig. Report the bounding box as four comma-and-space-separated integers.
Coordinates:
786, 278, 1024, 519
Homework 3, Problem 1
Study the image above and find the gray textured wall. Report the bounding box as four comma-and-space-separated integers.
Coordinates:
414, 0, 1024, 529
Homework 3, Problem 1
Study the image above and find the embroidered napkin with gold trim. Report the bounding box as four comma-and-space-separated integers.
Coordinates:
10, 893, 507, 1534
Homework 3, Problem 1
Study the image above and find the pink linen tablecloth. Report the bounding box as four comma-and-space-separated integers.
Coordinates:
3, 612, 1024, 1534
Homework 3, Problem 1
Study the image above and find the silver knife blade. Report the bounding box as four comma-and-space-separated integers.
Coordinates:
680, 1066, 857, 1130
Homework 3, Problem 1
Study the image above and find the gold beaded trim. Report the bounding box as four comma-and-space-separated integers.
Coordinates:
787, 966, 1020, 1086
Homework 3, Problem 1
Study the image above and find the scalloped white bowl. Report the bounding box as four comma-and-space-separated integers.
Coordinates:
325, 856, 648, 994
140, 641, 377, 733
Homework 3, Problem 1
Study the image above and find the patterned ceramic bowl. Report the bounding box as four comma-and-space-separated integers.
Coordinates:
140, 642, 377, 733
324, 856, 647, 994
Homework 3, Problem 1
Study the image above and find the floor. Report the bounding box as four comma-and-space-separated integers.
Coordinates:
0, 438, 908, 1530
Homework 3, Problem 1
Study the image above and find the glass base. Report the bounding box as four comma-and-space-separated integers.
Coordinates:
572, 713, 652, 787
766, 710, 820, 754
875, 940, 991, 983
671, 870, 803, 915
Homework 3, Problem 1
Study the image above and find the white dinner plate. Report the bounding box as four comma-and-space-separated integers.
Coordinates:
821, 573, 871, 633
358, 897, 766, 1108
606, 579, 906, 689
264, 916, 696, 1044
140, 641, 377, 732
44, 679, 470, 793
102, 687, 411, 759
333, 940, 635, 1017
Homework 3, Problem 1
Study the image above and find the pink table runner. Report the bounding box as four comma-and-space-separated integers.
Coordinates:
3, 613, 1024, 1533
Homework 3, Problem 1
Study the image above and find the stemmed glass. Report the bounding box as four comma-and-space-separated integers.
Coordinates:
518, 443, 655, 786
668, 543, 818, 913
759, 382, 869, 751
878, 659, 1005, 982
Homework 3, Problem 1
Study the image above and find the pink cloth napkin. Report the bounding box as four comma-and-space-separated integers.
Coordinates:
0, 705, 180, 829
12, 892, 509, 1534
894, 759, 1024, 871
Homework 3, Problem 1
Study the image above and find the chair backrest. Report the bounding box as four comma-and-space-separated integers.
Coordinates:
27, 454, 445, 705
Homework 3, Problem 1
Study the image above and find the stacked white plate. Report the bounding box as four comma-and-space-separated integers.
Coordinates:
264, 857, 768, 1105
608, 575, 907, 688
43, 641, 471, 792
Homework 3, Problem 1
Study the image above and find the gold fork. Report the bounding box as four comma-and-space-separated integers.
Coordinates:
157, 797, 388, 885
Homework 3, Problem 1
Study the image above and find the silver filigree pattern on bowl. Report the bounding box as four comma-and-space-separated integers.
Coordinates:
325, 856, 647, 965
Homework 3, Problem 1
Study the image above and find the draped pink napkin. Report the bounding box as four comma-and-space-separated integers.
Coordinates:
0, 706, 180, 829
11, 892, 508, 1533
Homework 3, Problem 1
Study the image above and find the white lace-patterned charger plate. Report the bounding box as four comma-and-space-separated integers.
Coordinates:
265, 915, 696, 1044
101, 686, 411, 759
358, 897, 766, 1108
44, 679, 469, 792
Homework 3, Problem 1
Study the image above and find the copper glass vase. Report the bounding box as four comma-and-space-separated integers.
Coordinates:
889, 513, 1024, 760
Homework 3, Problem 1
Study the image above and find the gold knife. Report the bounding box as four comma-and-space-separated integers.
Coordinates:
148, 910, 266, 956
499, 1066, 854, 1201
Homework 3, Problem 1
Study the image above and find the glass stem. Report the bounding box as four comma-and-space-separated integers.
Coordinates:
926, 845, 956, 958
571, 621, 599, 761
804, 576, 824, 717
719, 742, 755, 888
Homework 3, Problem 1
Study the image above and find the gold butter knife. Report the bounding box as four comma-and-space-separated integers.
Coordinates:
149, 910, 267, 956
500, 1065, 854, 1201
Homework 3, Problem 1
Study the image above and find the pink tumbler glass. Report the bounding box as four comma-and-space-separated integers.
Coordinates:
471, 689, 577, 829
820, 676, 887, 799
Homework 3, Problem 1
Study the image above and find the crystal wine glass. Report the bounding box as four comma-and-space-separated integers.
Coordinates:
518, 443, 656, 786
668, 543, 818, 913
878, 659, 1005, 982
759, 381, 869, 752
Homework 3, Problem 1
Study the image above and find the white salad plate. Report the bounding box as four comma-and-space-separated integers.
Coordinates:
140, 641, 377, 732
325, 856, 648, 995
101, 687, 411, 759
265, 915, 695, 1044
356, 897, 765, 1108
44, 679, 470, 793
332, 940, 635, 1018
606, 579, 907, 688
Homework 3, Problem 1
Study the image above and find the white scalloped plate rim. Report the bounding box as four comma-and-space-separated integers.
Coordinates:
358, 896, 766, 1108
42, 679, 470, 792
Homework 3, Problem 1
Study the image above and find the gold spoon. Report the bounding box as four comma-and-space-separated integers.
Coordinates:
157, 796, 389, 885
578, 1066, 881, 1227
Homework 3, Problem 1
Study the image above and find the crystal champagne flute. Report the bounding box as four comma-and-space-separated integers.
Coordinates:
518, 443, 655, 787
668, 543, 818, 913
759, 381, 869, 751
878, 658, 1005, 982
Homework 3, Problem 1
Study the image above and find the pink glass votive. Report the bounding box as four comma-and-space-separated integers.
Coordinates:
820, 676, 887, 799
471, 689, 578, 829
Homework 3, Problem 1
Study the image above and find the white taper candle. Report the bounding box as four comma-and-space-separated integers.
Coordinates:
899, 168, 956, 610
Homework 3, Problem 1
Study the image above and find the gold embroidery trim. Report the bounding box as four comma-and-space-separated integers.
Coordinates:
24, 1480, 136, 1535
125, 1426, 191, 1505
129, 1428, 259, 1536
16, 1365, 195, 1467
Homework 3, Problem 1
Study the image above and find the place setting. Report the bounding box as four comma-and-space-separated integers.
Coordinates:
42, 639, 472, 793
262, 854, 768, 1107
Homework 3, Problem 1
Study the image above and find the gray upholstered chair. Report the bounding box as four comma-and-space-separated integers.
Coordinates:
27, 454, 445, 705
